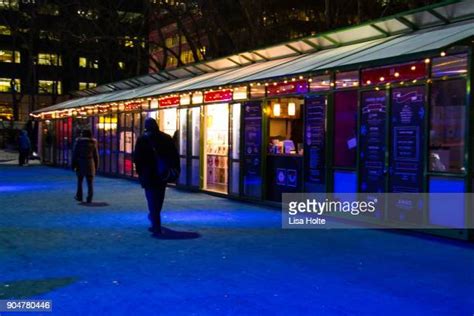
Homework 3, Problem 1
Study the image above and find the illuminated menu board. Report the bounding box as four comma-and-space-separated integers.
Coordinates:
390, 86, 425, 193
359, 90, 386, 193
304, 95, 326, 185
243, 102, 262, 198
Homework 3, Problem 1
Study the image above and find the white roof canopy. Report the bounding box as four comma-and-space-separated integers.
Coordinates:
35, 0, 474, 114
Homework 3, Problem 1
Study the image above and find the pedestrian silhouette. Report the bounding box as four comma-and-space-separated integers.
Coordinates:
18, 130, 31, 166
72, 129, 99, 203
133, 117, 180, 236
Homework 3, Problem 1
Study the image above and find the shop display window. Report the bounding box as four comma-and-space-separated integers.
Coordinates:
204, 103, 229, 193
267, 98, 303, 155
334, 91, 357, 167
159, 108, 177, 137
429, 79, 466, 173
431, 54, 468, 78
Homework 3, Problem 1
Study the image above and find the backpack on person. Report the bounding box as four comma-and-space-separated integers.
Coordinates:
148, 135, 180, 183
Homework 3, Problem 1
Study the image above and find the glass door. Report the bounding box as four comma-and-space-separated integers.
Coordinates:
190, 106, 201, 187
178, 108, 188, 186
229, 103, 241, 195
203, 103, 229, 194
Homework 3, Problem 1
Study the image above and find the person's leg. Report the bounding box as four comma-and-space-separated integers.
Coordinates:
86, 176, 94, 203
18, 151, 24, 166
75, 175, 84, 201
145, 186, 166, 233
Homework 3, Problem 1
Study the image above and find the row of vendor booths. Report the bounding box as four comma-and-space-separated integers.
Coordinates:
33, 1, 474, 240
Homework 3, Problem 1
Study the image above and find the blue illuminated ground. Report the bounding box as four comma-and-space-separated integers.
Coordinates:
0, 165, 473, 315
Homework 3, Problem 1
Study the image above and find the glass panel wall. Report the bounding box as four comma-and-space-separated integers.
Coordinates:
429, 79, 466, 173
132, 112, 141, 177
178, 108, 187, 186
190, 107, 201, 187
230, 103, 241, 195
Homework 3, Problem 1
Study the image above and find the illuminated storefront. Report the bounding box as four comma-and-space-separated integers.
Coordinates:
32, 2, 474, 240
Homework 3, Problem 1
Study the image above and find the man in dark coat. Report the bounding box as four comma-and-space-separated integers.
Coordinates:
18, 130, 31, 166
133, 117, 180, 235
72, 129, 99, 203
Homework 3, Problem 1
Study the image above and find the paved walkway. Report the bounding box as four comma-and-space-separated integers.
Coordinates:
0, 165, 473, 315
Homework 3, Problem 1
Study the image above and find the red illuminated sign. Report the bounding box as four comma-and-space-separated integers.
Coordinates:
159, 96, 180, 107
266, 80, 308, 96
204, 89, 233, 103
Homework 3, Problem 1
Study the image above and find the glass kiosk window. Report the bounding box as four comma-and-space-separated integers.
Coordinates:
159, 108, 177, 137
204, 103, 229, 194
429, 79, 466, 173
266, 98, 304, 202
267, 99, 303, 155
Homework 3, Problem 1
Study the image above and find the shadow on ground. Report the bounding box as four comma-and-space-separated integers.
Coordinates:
152, 227, 201, 240
0, 277, 77, 299
78, 202, 110, 207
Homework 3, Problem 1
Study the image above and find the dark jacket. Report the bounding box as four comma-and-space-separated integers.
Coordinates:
18, 132, 31, 152
72, 137, 99, 177
133, 130, 180, 188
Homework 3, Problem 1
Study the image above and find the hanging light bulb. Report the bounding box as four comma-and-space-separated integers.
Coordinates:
288, 102, 296, 116
273, 103, 281, 117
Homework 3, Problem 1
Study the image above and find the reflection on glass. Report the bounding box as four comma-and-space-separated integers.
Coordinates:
232, 103, 241, 159
429, 79, 466, 173
191, 107, 200, 156
159, 108, 177, 137
179, 108, 187, 155
335, 71, 359, 89
431, 54, 468, 78
309, 75, 331, 92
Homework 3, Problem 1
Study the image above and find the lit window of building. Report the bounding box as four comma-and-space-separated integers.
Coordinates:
0, 0, 19, 10
79, 57, 99, 69
0, 78, 20, 92
0, 50, 20, 63
166, 55, 178, 67
0, 25, 11, 35
38, 53, 62, 66
180, 50, 194, 64
123, 36, 145, 48
79, 82, 97, 90
38, 80, 62, 94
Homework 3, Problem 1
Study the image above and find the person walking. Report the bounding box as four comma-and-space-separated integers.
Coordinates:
18, 130, 31, 166
134, 118, 180, 235
72, 129, 99, 203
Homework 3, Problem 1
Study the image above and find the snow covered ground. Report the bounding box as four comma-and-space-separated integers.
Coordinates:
0, 165, 473, 315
